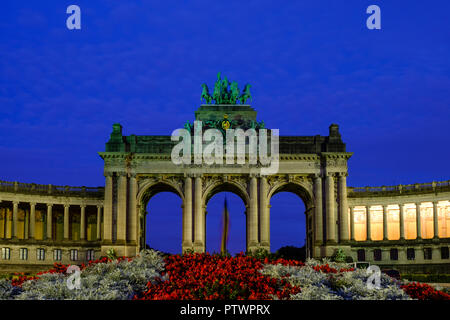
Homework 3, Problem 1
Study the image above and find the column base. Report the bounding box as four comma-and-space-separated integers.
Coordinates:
193, 241, 205, 253
257, 241, 270, 254
246, 242, 261, 253
182, 242, 194, 253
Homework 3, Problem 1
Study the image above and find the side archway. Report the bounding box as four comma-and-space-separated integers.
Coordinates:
267, 177, 315, 258
136, 178, 185, 252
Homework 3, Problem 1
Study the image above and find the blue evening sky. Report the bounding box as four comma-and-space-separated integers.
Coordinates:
1, 1, 449, 253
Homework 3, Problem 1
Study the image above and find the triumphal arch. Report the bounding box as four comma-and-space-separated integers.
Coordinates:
99, 73, 352, 258
1, 73, 448, 273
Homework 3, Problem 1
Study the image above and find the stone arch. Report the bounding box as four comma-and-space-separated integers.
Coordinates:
137, 178, 185, 207
136, 178, 185, 251
202, 178, 250, 253
267, 178, 315, 257
268, 180, 314, 210
203, 180, 250, 209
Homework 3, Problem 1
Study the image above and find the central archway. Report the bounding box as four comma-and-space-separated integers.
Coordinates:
203, 180, 250, 253
205, 192, 246, 254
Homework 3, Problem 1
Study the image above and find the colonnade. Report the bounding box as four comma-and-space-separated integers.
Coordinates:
0, 201, 102, 241
348, 201, 450, 241
313, 172, 349, 246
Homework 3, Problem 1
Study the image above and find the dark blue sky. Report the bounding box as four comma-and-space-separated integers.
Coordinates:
1, 1, 449, 253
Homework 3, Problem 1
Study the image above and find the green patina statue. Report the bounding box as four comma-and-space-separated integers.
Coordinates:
201, 72, 252, 104
201, 83, 212, 104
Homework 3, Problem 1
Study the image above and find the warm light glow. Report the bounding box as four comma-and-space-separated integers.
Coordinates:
387, 205, 400, 240
369, 206, 383, 241
353, 206, 367, 241
438, 201, 450, 238
404, 203, 417, 239
420, 202, 433, 239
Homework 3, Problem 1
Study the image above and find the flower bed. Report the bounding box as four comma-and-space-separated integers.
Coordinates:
0, 250, 449, 300
401, 282, 450, 300
135, 253, 301, 300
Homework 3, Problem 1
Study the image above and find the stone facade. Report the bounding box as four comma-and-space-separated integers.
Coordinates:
0, 104, 449, 273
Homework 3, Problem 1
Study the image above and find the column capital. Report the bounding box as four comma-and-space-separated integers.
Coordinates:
46, 203, 53, 208
313, 173, 322, 180
325, 172, 335, 178
128, 172, 137, 179
249, 173, 257, 179
338, 172, 348, 177
104, 171, 113, 177
29, 202, 36, 206
96, 204, 103, 209
12, 201, 19, 205
64, 203, 70, 208
80, 204, 86, 209
117, 172, 127, 177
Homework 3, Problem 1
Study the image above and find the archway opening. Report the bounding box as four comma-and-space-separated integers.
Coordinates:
144, 184, 183, 254
206, 190, 247, 255
269, 183, 310, 259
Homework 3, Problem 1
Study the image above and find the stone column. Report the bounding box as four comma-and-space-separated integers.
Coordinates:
259, 175, 269, 248
382, 205, 388, 241
366, 206, 372, 241
433, 201, 439, 239
325, 173, 336, 243
64, 204, 70, 240
12, 201, 18, 239
46, 204, 53, 240
416, 202, 422, 239
24, 208, 29, 239
128, 174, 138, 244
248, 175, 258, 250
350, 206, 355, 241
80, 205, 86, 240
313, 174, 323, 245
103, 173, 113, 242
96, 205, 102, 240
193, 175, 204, 252
30, 202, 36, 240
399, 204, 405, 240
338, 173, 349, 242
182, 175, 193, 250
117, 173, 128, 243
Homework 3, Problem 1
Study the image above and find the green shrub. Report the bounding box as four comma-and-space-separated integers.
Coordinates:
401, 274, 450, 283
331, 248, 347, 263
247, 248, 272, 260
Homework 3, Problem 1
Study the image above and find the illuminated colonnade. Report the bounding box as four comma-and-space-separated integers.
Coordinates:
349, 201, 450, 241
0, 181, 104, 268
0, 201, 103, 241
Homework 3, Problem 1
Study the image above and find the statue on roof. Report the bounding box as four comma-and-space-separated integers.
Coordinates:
201, 72, 252, 105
